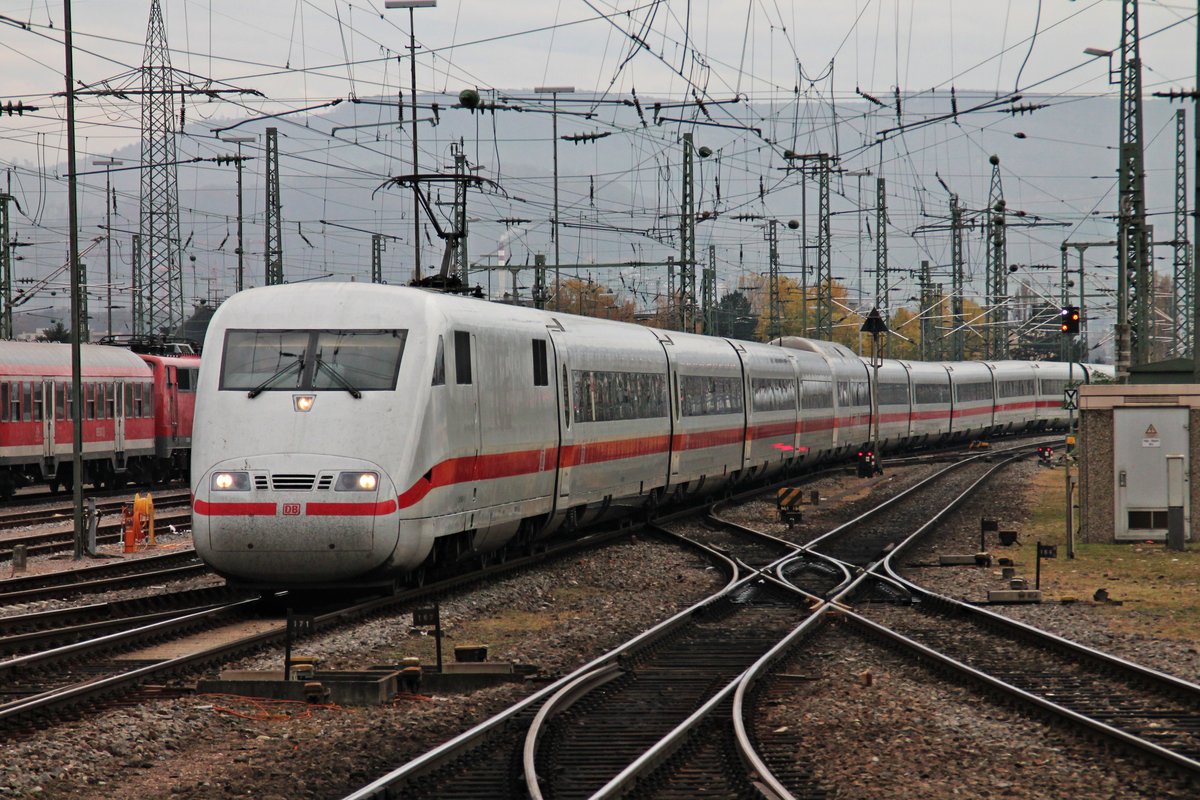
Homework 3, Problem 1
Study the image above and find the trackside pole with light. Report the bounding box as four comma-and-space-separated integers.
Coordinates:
1061, 305, 1081, 559
860, 308, 888, 478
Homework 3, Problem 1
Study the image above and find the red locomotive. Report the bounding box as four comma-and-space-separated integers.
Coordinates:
0, 338, 199, 497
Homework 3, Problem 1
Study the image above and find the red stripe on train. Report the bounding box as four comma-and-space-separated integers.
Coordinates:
306, 500, 398, 516
193, 499, 277, 516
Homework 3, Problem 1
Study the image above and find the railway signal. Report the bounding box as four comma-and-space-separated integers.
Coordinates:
1060, 306, 1081, 334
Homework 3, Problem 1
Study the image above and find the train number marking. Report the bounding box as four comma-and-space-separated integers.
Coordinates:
282, 503, 301, 516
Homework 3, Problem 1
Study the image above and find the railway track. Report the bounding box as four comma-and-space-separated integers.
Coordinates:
0, 489, 190, 532
0, 549, 206, 605
340, 447, 1016, 799
736, 451, 1200, 798
0, 519, 654, 737
0, 506, 192, 561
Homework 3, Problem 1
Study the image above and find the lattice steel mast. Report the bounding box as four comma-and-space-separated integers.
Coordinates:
814, 154, 833, 341
138, 0, 183, 333
875, 177, 888, 332
679, 133, 696, 331
985, 155, 1008, 359
1173, 108, 1191, 357
264, 127, 284, 285
1117, 0, 1151, 374
950, 194, 965, 360
766, 219, 781, 341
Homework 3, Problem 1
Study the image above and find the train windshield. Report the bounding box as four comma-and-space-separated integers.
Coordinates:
220, 329, 406, 393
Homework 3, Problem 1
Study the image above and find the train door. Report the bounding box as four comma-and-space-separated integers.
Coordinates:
545, 324, 572, 509
113, 380, 126, 454
166, 367, 178, 445
727, 341, 752, 469
39, 381, 53, 459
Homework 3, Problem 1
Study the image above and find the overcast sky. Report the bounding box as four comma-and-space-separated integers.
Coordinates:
0, 1, 1195, 336
1, 0, 1195, 156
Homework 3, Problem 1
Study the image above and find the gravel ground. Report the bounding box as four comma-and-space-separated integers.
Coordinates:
3, 455, 1197, 798
0, 536, 724, 799
755, 620, 1196, 799
899, 459, 1200, 682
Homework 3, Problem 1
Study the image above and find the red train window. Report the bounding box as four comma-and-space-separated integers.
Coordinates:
85, 384, 95, 420
32, 385, 43, 422
21, 382, 31, 422
0, 383, 7, 423
55, 384, 65, 421
144, 382, 154, 417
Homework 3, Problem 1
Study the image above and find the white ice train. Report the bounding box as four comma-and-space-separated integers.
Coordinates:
191, 283, 1110, 590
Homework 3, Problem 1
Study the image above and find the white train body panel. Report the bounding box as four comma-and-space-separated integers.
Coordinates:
662, 333, 744, 489
872, 359, 913, 447
191, 283, 1106, 589
552, 316, 671, 510
906, 361, 953, 441
948, 362, 996, 438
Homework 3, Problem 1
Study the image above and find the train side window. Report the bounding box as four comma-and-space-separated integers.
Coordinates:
144, 383, 154, 417
105, 384, 116, 419
125, 384, 134, 418
32, 385, 43, 422
454, 331, 472, 385
85, 384, 95, 420
532, 339, 548, 386
21, 382, 31, 422
177, 369, 197, 392
0, 383, 7, 423
95, 385, 105, 420
431, 336, 445, 386
63, 384, 71, 421
55, 384, 65, 421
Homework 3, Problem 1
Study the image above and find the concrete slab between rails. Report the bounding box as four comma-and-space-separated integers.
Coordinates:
987, 589, 1043, 604
358, 662, 524, 692
196, 669, 400, 705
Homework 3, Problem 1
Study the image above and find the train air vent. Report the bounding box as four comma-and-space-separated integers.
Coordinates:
253, 475, 269, 490
271, 474, 316, 491
318, 475, 333, 490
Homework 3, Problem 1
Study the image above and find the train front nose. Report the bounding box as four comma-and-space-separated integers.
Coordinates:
193, 454, 400, 586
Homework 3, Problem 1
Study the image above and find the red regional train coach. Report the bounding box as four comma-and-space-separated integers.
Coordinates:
0, 341, 157, 496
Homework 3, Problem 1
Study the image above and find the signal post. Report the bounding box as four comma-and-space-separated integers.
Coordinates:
1061, 306, 1081, 558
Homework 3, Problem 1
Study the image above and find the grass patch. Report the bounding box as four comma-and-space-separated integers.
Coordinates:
1015, 465, 1200, 641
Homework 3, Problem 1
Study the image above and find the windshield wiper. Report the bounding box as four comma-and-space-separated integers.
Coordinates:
247, 357, 304, 398
315, 357, 363, 399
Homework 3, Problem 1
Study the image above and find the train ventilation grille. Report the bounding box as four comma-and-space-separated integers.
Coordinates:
271, 474, 316, 491
253, 475, 268, 490
317, 475, 333, 490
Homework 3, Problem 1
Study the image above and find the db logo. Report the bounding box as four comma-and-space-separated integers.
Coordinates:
282, 503, 301, 516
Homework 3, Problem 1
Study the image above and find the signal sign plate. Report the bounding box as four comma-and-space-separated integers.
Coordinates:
1063, 388, 1078, 411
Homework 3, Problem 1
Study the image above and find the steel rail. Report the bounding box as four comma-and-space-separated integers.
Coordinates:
340, 543, 740, 800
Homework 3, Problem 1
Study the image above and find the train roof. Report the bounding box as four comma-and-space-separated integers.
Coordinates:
0, 341, 151, 377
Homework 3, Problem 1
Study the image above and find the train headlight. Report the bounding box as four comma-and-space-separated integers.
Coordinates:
335, 471, 378, 492
212, 471, 250, 491
294, 395, 316, 412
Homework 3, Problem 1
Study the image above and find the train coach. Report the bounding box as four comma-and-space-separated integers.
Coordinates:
0, 340, 199, 496
190, 283, 1108, 592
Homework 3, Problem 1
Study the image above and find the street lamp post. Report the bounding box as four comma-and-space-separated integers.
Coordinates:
534, 85, 575, 310
219, 135, 255, 292
92, 158, 123, 335
385, 0, 437, 283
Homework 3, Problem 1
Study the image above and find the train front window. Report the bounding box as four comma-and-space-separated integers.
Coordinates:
220, 329, 406, 393
312, 330, 405, 392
